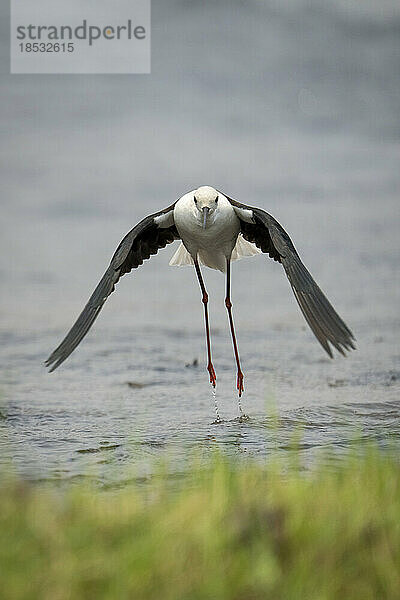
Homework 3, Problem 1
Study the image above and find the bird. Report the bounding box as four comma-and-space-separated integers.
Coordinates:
46, 185, 355, 410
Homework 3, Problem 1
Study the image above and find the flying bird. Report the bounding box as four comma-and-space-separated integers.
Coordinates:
46, 186, 355, 402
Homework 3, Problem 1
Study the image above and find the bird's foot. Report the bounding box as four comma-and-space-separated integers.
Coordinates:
207, 362, 217, 387
237, 370, 244, 397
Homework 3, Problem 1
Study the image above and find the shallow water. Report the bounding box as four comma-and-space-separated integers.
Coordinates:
1, 1, 399, 484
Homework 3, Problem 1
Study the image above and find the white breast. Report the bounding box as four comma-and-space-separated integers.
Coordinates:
173, 193, 240, 269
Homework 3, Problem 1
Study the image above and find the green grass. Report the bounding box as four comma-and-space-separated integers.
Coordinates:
1, 448, 399, 600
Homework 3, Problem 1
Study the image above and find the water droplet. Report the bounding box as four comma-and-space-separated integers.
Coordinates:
212, 387, 221, 423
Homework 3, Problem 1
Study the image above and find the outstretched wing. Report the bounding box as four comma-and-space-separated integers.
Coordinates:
46, 203, 179, 372
224, 193, 355, 357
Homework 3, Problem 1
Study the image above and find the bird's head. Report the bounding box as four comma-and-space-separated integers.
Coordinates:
193, 186, 219, 229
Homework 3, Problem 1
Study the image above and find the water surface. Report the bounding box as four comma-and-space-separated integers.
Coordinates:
1, 0, 399, 484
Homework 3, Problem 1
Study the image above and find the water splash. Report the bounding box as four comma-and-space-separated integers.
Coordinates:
212, 387, 222, 424
236, 395, 250, 421
237, 395, 244, 417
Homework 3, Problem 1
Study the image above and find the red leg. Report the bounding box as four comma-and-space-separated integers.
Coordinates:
225, 259, 244, 399
194, 259, 217, 388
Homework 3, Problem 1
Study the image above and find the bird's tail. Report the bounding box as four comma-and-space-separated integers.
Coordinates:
231, 234, 261, 260
169, 242, 194, 267
169, 235, 260, 271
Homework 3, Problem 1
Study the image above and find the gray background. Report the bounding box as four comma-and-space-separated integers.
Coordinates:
1, 0, 399, 483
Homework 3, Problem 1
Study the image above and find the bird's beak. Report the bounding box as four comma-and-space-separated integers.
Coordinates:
202, 207, 209, 229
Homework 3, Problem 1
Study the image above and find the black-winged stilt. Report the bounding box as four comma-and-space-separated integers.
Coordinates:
46, 186, 355, 406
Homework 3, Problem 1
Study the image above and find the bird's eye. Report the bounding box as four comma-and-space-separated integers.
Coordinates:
194, 196, 198, 205
215, 196, 218, 203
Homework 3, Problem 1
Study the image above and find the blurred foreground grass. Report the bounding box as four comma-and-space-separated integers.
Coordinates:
1, 448, 399, 600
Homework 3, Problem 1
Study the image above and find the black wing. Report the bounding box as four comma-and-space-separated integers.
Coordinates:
46, 203, 179, 372
225, 194, 355, 357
